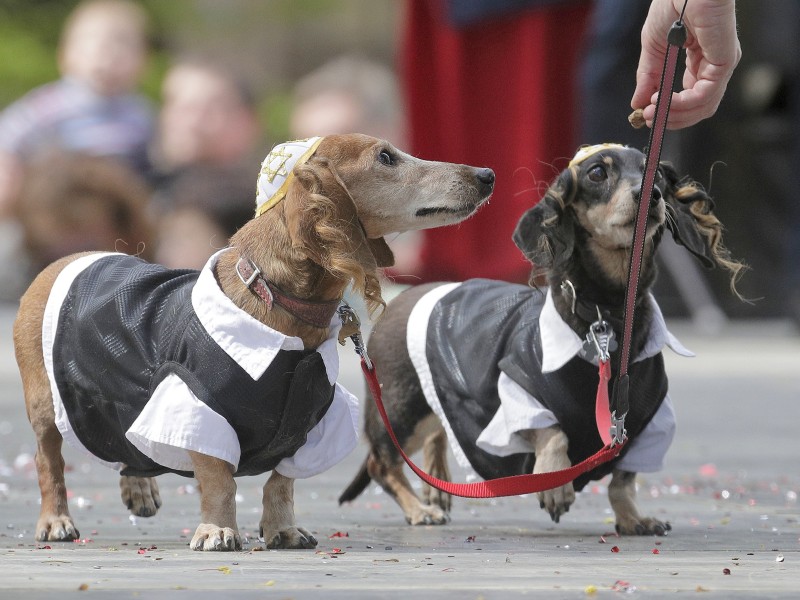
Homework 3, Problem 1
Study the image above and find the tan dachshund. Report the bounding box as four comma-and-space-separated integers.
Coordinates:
14, 134, 494, 551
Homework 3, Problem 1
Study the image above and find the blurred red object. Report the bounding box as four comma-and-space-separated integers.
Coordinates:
399, 0, 590, 283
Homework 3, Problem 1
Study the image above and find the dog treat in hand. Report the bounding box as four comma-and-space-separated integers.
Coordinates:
628, 109, 646, 129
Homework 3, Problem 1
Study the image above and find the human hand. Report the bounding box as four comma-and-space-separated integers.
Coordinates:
631, 0, 741, 129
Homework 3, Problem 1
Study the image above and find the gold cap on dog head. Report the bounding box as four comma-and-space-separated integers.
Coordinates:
568, 143, 627, 168
255, 136, 324, 216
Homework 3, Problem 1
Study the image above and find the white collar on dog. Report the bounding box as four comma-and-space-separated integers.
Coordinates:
255, 137, 324, 216
568, 143, 627, 168
191, 249, 341, 382
539, 288, 693, 373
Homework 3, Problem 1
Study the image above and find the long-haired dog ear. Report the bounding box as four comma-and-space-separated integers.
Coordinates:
660, 163, 715, 268
366, 238, 394, 268
513, 168, 576, 275
284, 157, 388, 315
660, 162, 747, 296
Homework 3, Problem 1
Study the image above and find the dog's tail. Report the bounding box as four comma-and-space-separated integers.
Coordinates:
338, 456, 371, 504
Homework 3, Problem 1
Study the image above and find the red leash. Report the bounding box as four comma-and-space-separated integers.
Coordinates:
341, 5, 687, 498
360, 357, 622, 498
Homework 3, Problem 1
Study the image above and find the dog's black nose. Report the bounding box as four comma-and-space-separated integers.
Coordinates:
475, 168, 495, 188
634, 185, 662, 207
650, 186, 662, 207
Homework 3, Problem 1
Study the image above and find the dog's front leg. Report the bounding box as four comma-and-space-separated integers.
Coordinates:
260, 471, 317, 549
188, 451, 241, 551
608, 468, 671, 535
522, 426, 575, 523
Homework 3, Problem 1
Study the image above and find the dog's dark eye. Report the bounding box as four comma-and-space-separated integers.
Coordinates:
378, 150, 395, 166
587, 164, 607, 182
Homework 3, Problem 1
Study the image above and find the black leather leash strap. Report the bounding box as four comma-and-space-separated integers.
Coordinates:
611, 1, 688, 443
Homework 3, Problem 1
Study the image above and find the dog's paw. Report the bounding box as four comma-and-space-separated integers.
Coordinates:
120, 475, 162, 517
35, 515, 80, 542
261, 526, 318, 549
190, 523, 241, 551
537, 483, 575, 524
406, 504, 450, 526
615, 516, 671, 536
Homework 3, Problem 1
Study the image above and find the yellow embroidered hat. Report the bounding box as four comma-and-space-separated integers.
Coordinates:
568, 143, 626, 168
255, 136, 324, 216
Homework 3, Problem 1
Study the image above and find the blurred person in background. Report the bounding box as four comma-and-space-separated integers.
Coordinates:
150, 59, 261, 180
15, 150, 154, 277
153, 169, 254, 270
0, 0, 154, 301
148, 59, 262, 269
290, 54, 406, 146
0, 0, 154, 215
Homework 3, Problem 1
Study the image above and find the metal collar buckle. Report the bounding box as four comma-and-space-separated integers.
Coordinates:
236, 257, 261, 287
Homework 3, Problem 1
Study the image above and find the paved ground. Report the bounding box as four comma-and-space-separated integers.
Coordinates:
0, 302, 798, 598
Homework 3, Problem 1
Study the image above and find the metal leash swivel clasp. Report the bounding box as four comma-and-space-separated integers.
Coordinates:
609, 411, 628, 447
583, 307, 618, 364
337, 302, 373, 370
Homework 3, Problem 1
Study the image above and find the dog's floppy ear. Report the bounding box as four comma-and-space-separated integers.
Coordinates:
660, 163, 715, 268
284, 156, 388, 315
366, 237, 395, 268
513, 168, 576, 271
660, 162, 747, 297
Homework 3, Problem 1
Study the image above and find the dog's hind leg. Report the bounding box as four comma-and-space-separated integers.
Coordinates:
260, 471, 317, 549
360, 282, 452, 525
31, 419, 79, 542
15, 287, 79, 541
421, 425, 452, 514
366, 413, 450, 525
367, 452, 449, 526
120, 475, 161, 517
608, 469, 670, 535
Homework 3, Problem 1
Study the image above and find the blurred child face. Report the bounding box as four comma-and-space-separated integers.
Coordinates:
159, 66, 258, 168
60, 6, 147, 96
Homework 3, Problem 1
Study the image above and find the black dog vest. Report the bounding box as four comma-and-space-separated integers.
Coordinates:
51, 254, 335, 478
423, 279, 668, 491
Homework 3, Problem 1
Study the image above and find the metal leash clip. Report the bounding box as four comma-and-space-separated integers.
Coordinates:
337, 302, 372, 369
583, 313, 618, 363
609, 410, 628, 446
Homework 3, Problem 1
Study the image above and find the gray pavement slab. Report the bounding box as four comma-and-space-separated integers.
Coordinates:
0, 303, 798, 598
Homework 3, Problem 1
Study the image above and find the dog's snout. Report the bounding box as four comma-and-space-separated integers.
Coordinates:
475, 168, 495, 193
476, 168, 495, 185
632, 185, 662, 207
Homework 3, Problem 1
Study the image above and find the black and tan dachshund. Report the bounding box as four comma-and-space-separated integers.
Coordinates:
340, 144, 744, 535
